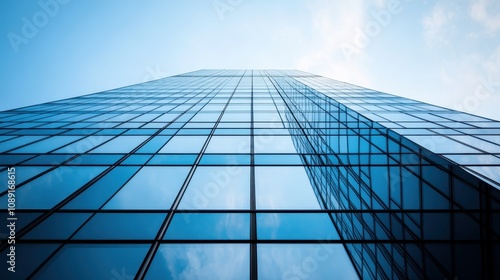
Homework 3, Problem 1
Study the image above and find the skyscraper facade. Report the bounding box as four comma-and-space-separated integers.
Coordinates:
0, 69, 499, 279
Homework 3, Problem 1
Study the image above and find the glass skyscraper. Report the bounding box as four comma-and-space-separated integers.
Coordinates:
1, 69, 499, 279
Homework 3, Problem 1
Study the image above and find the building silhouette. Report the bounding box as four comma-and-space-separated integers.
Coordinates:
1, 70, 499, 279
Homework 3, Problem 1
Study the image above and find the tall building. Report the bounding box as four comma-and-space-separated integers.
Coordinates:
1, 69, 499, 279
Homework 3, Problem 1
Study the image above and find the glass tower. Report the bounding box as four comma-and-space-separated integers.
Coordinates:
1, 69, 499, 279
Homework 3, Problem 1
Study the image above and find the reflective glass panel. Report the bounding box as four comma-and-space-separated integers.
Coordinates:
255, 167, 320, 209
179, 166, 250, 209
104, 166, 190, 209
34, 244, 149, 279
258, 244, 359, 280
257, 213, 339, 240
145, 244, 249, 280
73, 213, 165, 240
165, 213, 249, 240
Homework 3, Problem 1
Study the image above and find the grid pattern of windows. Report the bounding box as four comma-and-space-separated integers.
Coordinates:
0, 69, 499, 279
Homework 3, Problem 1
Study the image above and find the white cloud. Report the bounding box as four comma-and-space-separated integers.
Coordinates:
418, 2, 500, 119
422, 3, 455, 46
295, 0, 372, 85
433, 47, 500, 120
470, 0, 500, 33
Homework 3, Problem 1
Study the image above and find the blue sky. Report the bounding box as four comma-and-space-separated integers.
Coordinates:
1, 0, 499, 120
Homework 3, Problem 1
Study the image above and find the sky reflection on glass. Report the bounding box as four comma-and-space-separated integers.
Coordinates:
165, 213, 249, 240
179, 166, 250, 210
145, 244, 249, 280
255, 166, 320, 209
104, 166, 190, 209
34, 244, 149, 280
257, 213, 339, 240
258, 244, 359, 280
0, 166, 105, 209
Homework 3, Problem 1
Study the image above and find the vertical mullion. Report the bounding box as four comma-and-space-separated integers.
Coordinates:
250, 70, 258, 280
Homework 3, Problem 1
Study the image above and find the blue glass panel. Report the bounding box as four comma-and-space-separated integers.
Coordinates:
0, 166, 50, 192
213, 128, 251, 135
179, 166, 250, 209
218, 122, 251, 128
0, 154, 33, 165
444, 154, 500, 165
22, 154, 74, 165
23, 213, 91, 240
255, 167, 320, 209
158, 128, 178, 135
66, 154, 123, 165
254, 154, 303, 165
221, 112, 250, 122
73, 213, 165, 240
64, 166, 139, 210
159, 136, 207, 153
401, 168, 420, 209
104, 166, 190, 209
135, 136, 171, 153
205, 136, 251, 153
454, 213, 480, 240
465, 166, 500, 188
177, 129, 212, 135
406, 135, 480, 154
34, 244, 149, 279
0, 211, 42, 234
0, 166, 106, 209
254, 135, 298, 153
12, 136, 82, 153
258, 244, 359, 280
422, 183, 449, 209
257, 213, 339, 240
0, 244, 59, 280
183, 122, 215, 128
165, 213, 249, 240
148, 154, 197, 165
121, 154, 152, 165
53, 135, 113, 153
423, 213, 450, 240
145, 244, 249, 280
0, 136, 46, 152
90, 135, 149, 153
199, 154, 250, 165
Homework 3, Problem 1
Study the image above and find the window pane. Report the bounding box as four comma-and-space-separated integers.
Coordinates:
104, 166, 190, 209
255, 167, 320, 209
179, 166, 250, 209
148, 154, 197, 165
199, 154, 250, 165
135, 136, 171, 153
64, 166, 139, 210
34, 244, 149, 279
257, 213, 339, 240
53, 135, 113, 153
0, 244, 59, 280
159, 136, 208, 153
0, 166, 106, 209
205, 136, 251, 153
90, 136, 149, 153
405, 135, 480, 154
145, 244, 249, 280
23, 213, 91, 240
254, 135, 298, 153
165, 213, 249, 240
254, 154, 303, 165
0, 166, 50, 192
0, 136, 45, 153
12, 136, 82, 153
73, 213, 165, 240
258, 244, 359, 280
